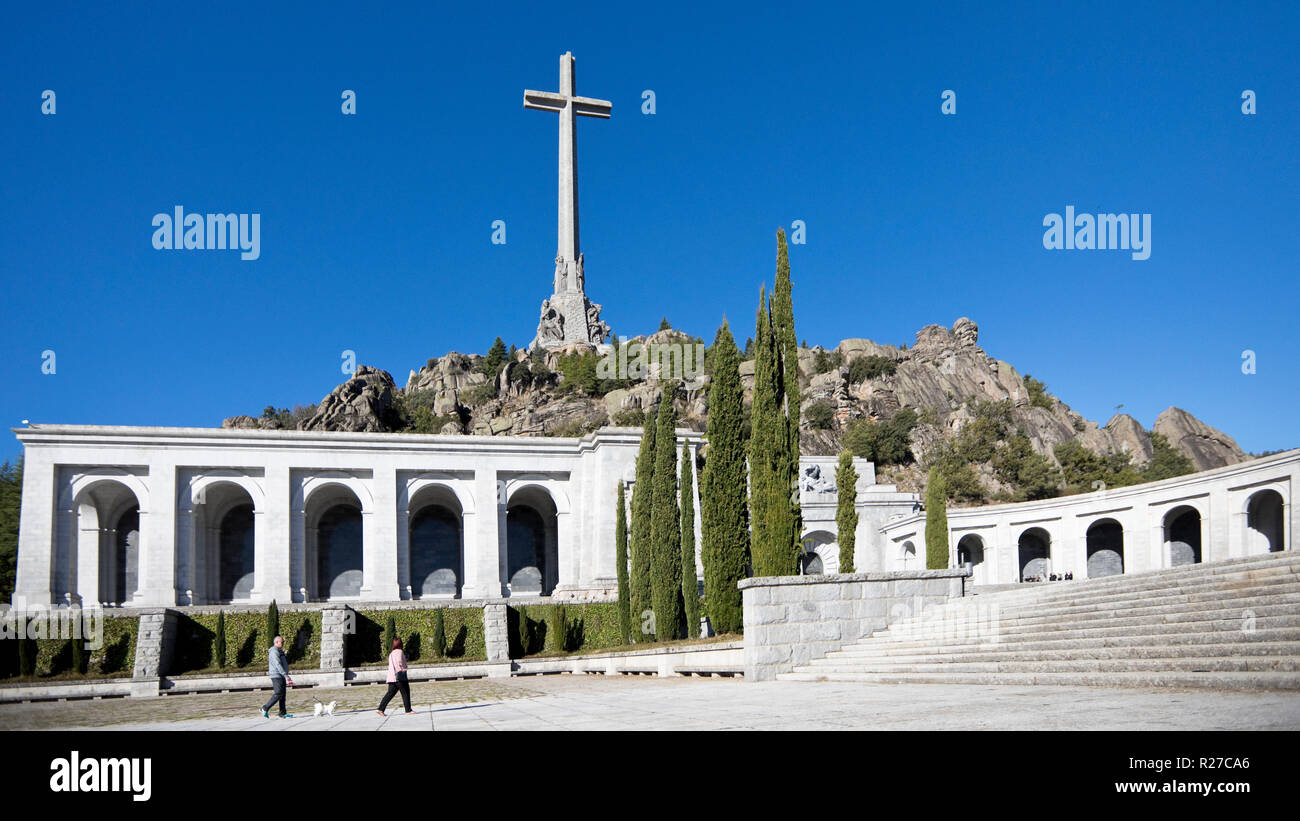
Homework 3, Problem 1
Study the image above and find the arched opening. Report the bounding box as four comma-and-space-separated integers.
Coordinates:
306, 485, 365, 601
110, 507, 140, 605
1246, 490, 1285, 554
218, 504, 256, 601
1017, 527, 1051, 582
900, 541, 917, 569
800, 531, 837, 575
197, 481, 258, 604
70, 478, 145, 607
1086, 519, 1124, 578
1164, 506, 1202, 567
506, 486, 558, 596
408, 485, 463, 598
956, 534, 985, 569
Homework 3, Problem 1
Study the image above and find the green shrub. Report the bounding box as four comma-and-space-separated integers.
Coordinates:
804, 400, 835, 430
847, 355, 897, 384
383, 614, 397, 655
170, 610, 320, 675
1024, 375, 1052, 410
267, 600, 279, 643
508, 602, 622, 656
214, 612, 227, 669
347, 607, 484, 666
548, 604, 568, 652
844, 408, 918, 465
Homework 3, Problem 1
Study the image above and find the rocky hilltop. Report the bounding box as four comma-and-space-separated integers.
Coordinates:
223, 319, 1249, 499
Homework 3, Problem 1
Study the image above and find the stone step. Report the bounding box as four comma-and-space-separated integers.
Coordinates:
961, 572, 1300, 617
799, 654, 1300, 675
858, 614, 1300, 649
966, 553, 1300, 606
831, 627, 1300, 656
883, 590, 1300, 634
773, 670, 1300, 690
826, 640, 1300, 664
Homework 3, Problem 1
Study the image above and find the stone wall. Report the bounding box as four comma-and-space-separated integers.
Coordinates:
131, 608, 177, 690
739, 569, 970, 681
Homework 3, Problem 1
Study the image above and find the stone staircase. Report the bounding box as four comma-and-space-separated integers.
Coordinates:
779, 551, 1300, 689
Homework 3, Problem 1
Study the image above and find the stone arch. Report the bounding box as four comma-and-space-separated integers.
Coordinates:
68, 477, 147, 606
1245, 489, 1286, 554
1017, 527, 1052, 581
1164, 505, 1202, 567
505, 484, 560, 596
899, 540, 918, 569
408, 483, 464, 599
1086, 518, 1125, 578
956, 534, 985, 569
304, 483, 365, 601
187, 480, 259, 604
800, 530, 839, 575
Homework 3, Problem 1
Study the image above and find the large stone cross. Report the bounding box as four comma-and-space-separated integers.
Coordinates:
524, 51, 611, 296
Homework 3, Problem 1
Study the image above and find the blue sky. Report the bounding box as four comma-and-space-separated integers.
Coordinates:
2, 1, 1297, 462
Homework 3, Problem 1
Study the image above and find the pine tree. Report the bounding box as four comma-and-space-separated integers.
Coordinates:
926, 467, 950, 569
770, 228, 803, 571
483, 336, 508, 387
679, 445, 700, 638
266, 600, 280, 644
214, 611, 227, 669
650, 401, 684, 640
701, 321, 749, 635
614, 482, 632, 644
835, 451, 859, 573
431, 609, 447, 658
629, 405, 658, 641
383, 613, 396, 656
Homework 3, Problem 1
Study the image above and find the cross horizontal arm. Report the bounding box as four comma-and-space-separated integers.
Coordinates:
524, 90, 566, 112
572, 96, 612, 118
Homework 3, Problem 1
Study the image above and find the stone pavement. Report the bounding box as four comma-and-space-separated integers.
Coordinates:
10, 675, 1300, 731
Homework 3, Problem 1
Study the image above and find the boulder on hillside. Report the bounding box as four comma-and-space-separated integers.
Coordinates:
299, 365, 399, 433
1153, 406, 1247, 471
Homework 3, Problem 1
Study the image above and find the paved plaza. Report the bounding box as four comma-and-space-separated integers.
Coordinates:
4, 675, 1299, 731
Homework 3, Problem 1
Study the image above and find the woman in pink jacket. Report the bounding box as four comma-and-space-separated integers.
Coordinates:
376, 637, 414, 715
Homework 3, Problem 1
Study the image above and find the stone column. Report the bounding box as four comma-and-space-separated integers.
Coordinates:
136, 462, 177, 607
462, 471, 503, 599
319, 604, 351, 670
75, 505, 100, 608
12, 457, 57, 609
131, 608, 178, 695
362, 467, 400, 601
483, 602, 511, 675
258, 466, 294, 604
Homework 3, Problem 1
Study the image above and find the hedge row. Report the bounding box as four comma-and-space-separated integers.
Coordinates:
0, 616, 137, 680
169, 610, 322, 675
348, 607, 486, 666
510, 602, 622, 657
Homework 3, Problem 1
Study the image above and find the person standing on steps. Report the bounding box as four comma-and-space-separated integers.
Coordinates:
376, 636, 414, 716
260, 635, 294, 719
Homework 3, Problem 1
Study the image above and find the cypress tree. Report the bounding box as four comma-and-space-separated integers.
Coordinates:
214, 611, 227, 669
549, 604, 568, 652
629, 405, 658, 641
71, 631, 86, 675
835, 451, 859, 573
17, 617, 32, 677
516, 605, 530, 655
431, 609, 447, 658
701, 320, 749, 635
266, 600, 280, 644
771, 229, 803, 570
650, 401, 684, 640
383, 613, 396, 656
614, 482, 632, 644
750, 285, 799, 577
679, 445, 700, 639
749, 286, 777, 571
926, 467, 950, 569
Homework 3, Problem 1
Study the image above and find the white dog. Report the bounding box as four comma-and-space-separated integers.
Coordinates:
312, 700, 337, 717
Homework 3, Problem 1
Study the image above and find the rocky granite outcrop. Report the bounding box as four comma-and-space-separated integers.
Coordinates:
298, 365, 399, 433
1154, 406, 1247, 471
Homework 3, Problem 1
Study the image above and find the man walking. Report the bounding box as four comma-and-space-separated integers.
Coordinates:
260, 635, 294, 719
